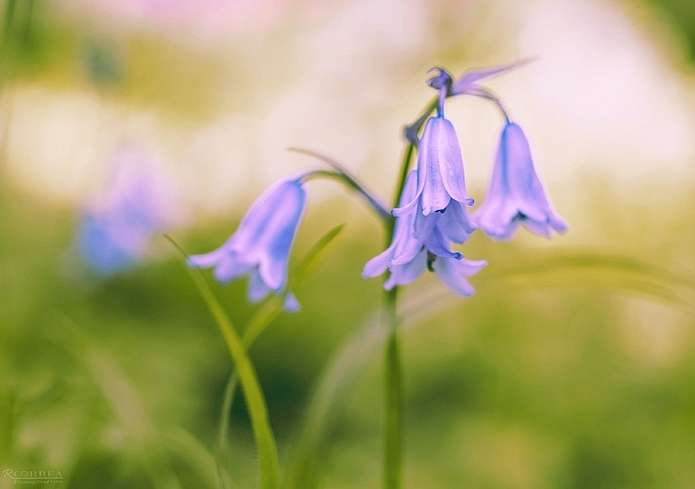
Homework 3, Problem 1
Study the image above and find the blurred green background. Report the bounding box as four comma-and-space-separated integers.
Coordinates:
2, 0, 695, 488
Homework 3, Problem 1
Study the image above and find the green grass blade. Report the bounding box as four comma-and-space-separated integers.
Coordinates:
215, 224, 345, 487
244, 223, 345, 348
164, 428, 220, 489
165, 235, 280, 489
291, 223, 345, 288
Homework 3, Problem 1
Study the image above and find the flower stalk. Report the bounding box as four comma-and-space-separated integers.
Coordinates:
381, 136, 416, 489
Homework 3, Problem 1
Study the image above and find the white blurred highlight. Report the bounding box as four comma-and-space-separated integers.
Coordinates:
3, 0, 695, 221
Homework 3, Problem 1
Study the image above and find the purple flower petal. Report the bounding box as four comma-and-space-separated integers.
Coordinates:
475, 123, 567, 240
362, 245, 394, 278
283, 293, 301, 312
419, 118, 451, 215
432, 256, 487, 297
437, 201, 476, 244
384, 249, 427, 290
189, 177, 307, 303
451, 58, 534, 96
248, 269, 272, 303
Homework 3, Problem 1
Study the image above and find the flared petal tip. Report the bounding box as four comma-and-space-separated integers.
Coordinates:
283, 293, 301, 312
549, 214, 569, 234
362, 250, 391, 278
187, 251, 221, 269
392, 196, 419, 217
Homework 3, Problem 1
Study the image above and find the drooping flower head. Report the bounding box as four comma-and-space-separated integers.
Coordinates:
363, 171, 485, 297
474, 122, 567, 240
188, 176, 306, 311
394, 68, 475, 225
77, 146, 175, 275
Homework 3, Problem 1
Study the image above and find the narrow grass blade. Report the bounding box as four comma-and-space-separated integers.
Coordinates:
165, 235, 280, 489
165, 428, 220, 489
215, 224, 345, 488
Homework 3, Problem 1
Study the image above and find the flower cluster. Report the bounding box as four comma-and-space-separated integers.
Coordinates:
363, 63, 567, 296
190, 60, 566, 305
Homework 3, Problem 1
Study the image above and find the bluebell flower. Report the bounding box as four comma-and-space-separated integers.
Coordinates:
474, 122, 567, 240
363, 171, 485, 297
393, 115, 475, 219
77, 147, 174, 275
188, 177, 306, 311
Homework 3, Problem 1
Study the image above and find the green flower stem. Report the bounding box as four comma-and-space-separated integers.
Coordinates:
166, 236, 280, 489
289, 147, 393, 223
382, 132, 418, 489
383, 286, 401, 489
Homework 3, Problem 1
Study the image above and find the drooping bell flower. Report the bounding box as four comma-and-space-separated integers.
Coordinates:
363, 171, 485, 297
474, 122, 567, 240
188, 176, 306, 311
393, 115, 475, 219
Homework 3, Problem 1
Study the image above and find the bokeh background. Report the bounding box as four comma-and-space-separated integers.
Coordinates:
2, 0, 695, 487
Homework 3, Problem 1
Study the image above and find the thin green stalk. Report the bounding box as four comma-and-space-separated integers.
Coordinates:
383, 287, 400, 489
382, 134, 418, 489
165, 236, 280, 489
212, 224, 345, 489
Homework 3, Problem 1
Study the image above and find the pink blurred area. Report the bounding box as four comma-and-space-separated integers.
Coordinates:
66, 0, 290, 34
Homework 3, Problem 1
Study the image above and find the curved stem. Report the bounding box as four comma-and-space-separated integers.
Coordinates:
464, 87, 511, 124
289, 147, 392, 223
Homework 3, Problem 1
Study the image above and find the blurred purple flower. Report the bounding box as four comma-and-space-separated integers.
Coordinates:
188, 177, 306, 311
77, 147, 174, 275
474, 122, 568, 240
363, 171, 485, 297
393, 115, 475, 218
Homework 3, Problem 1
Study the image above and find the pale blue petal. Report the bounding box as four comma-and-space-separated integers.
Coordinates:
412, 209, 438, 242
384, 249, 427, 290
283, 293, 301, 312
423, 227, 461, 260
226, 178, 298, 253
362, 246, 394, 278
419, 117, 451, 215
255, 180, 307, 291
367, 171, 420, 272
503, 124, 551, 223
451, 58, 533, 95
248, 269, 271, 303
548, 213, 569, 233
520, 217, 551, 238
214, 256, 253, 283
187, 247, 228, 268
474, 122, 568, 241
432, 256, 487, 297
434, 118, 469, 204
392, 169, 422, 217
438, 201, 476, 244
473, 132, 519, 239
